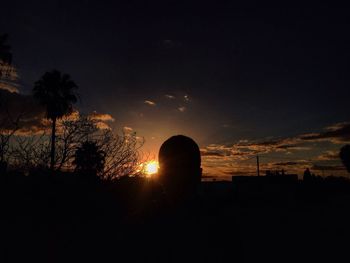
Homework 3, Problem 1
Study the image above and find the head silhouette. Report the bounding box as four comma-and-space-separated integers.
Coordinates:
158, 135, 202, 199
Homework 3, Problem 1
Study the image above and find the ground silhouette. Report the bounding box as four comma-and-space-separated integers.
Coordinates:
1, 136, 350, 262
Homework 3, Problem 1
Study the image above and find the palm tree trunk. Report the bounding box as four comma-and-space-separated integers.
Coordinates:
50, 117, 56, 171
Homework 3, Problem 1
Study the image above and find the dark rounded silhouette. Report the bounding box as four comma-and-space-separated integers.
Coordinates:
158, 135, 202, 200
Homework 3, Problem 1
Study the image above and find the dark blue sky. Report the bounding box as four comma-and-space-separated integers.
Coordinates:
2, 1, 350, 177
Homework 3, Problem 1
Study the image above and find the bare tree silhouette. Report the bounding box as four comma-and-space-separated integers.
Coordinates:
54, 114, 144, 178
0, 106, 22, 165
340, 145, 350, 173
55, 114, 98, 171
98, 129, 144, 180
7, 114, 144, 177
10, 133, 50, 172
0, 33, 29, 170
33, 70, 78, 170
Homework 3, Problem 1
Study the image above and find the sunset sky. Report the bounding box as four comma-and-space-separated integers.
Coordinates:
1, 1, 350, 179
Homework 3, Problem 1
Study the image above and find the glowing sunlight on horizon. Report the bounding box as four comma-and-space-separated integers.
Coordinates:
144, 160, 159, 176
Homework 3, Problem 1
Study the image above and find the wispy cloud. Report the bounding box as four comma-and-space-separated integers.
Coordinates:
0, 89, 46, 135
144, 100, 156, 106
273, 160, 310, 166
123, 126, 133, 132
201, 150, 226, 157
235, 137, 310, 154
95, 122, 112, 130
0, 90, 116, 136
178, 106, 186, 112
165, 94, 176, 99
89, 111, 115, 122
201, 121, 350, 178
300, 122, 350, 144
311, 165, 345, 171
201, 137, 310, 162
0, 62, 18, 82
314, 151, 339, 161
0, 81, 19, 93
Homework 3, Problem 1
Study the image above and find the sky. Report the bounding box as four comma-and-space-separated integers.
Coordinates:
1, 1, 350, 179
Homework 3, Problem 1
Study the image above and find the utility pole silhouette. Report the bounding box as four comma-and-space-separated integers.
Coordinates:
256, 155, 260, 177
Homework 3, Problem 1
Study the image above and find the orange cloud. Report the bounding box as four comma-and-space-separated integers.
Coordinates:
144, 100, 156, 106
89, 111, 115, 122
0, 62, 18, 81
0, 81, 19, 93
314, 151, 339, 161
123, 126, 133, 133
200, 121, 350, 179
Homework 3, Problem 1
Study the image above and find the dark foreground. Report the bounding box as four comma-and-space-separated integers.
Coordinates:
1, 173, 350, 263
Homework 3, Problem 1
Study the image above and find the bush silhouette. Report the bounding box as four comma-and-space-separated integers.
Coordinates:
73, 141, 105, 178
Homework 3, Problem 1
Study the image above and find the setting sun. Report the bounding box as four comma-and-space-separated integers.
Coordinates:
145, 161, 159, 175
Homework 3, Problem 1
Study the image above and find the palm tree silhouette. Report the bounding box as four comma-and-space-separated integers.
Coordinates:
0, 34, 12, 64
33, 70, 78, 170
0, 34, 12, 79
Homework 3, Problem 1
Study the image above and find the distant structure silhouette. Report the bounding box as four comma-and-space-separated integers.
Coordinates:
158, 135, 202, 201
303, 168, 312, 181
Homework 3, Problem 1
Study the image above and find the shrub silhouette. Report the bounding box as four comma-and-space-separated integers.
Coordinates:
73, 141, 105, 178
33, 70, 78, 170
340, 145, 350, 173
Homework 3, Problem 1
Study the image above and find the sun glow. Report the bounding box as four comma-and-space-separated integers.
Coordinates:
144, 161, 159, 176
